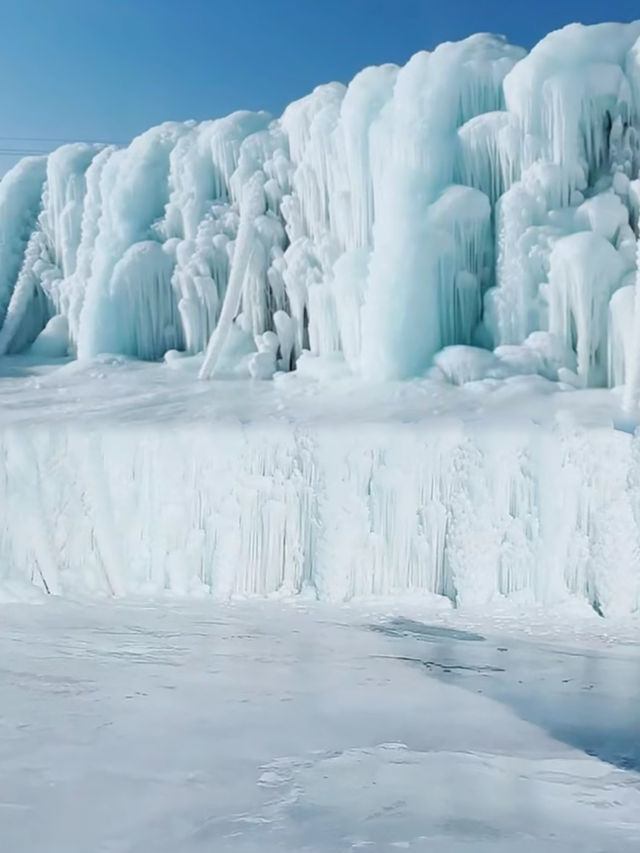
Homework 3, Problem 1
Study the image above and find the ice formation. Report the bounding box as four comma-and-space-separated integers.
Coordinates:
3, 22, 640, 615
0, 22, 639, 396
1, 417, 638, 616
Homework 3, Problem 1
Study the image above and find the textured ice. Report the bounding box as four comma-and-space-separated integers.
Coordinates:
3, 22, 640, 615
0, 359, 639, 616
1, 22, 640, 394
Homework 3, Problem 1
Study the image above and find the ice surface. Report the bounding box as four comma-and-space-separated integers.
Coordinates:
0, 600, 639, 853
1, 23, 640, 396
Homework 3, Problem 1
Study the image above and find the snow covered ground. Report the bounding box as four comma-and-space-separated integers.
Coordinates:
0, 598, 639, 853
0, 350, 636, 428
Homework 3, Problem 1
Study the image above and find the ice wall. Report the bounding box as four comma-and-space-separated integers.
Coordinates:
3, 22, 640, 396
1, 420, 638, 616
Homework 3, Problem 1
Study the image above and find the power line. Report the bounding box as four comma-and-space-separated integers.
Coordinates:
0, 135, 126, 144
0, 149, 52, 156
0, 136, 126, 158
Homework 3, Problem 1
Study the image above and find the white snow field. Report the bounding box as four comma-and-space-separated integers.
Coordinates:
0, 599, 639, 853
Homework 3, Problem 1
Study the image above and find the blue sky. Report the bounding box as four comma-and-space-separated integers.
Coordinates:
1, 0, 639, 171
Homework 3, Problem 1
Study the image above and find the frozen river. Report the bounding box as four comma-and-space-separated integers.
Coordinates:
0, 600, 639, 852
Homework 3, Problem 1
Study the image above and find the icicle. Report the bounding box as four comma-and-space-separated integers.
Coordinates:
0, 231, 56, 355
42, 144, 101, 278
0, 157, 47, 331
608, 283, 635, 387
457, 112, 522, 203
623, 237, 640, 409
549, 232, 626, 386
199, 172, 266, 380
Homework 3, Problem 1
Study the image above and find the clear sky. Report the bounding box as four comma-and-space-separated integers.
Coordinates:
1, 0, 639, 172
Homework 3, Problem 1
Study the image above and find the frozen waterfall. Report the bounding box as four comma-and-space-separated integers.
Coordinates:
3, 21, 640, 616
1, 416, 638, 616
1, 23, 640, 394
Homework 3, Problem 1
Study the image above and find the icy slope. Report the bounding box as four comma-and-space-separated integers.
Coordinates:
2, 23, 640, 398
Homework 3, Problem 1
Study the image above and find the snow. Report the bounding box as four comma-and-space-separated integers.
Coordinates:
433, 345, 505, 385
0, 599, 638, 853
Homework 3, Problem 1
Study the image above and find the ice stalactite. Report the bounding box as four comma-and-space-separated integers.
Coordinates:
103, 241, 182, 360
623, 238, 640, 408
0, 157, 48, 333
548, 232, 627, 386
199, 172, 267, 379
360, 36, 520, 380
0, 231, 57, 355
172, 213, 234, 355
609, 283, 635, 389
77, 123, 187, 360
456, 112, 522, 204
1, 421, 638, 615
62, 147, 116, 350
163, 112, 271, 241
41, 144, 101, 280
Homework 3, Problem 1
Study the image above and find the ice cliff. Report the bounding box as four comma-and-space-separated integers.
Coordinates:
2, 23, 640, 396
2, 415, 638, 616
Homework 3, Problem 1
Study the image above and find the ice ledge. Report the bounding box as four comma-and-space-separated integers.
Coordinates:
1, 361, 639, 616
0, 352, 637, 429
